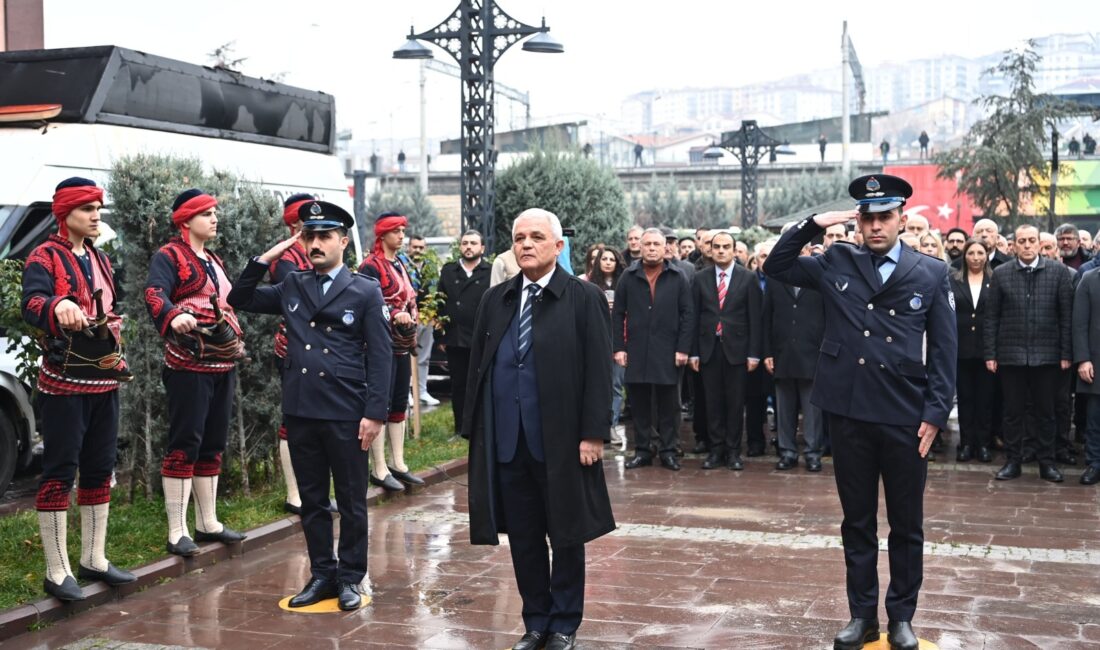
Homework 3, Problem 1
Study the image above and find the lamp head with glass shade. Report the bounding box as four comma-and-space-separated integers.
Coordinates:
522, 19, 564, 54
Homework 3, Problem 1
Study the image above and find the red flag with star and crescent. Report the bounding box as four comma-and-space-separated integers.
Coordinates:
886, 164, 979, 233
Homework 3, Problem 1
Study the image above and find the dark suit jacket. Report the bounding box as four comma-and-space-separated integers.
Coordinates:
612, 260, 694, 385
461, 267, 615, 548
438, 259, 492, 348
691, 264, 762, 365
762, 282, 825, 379
228, 260, 392, 421
949, 271, 991, 360
763, 218, 958, 430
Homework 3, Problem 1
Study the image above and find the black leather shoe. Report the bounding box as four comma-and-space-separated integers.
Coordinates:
511, 630, 548, 650
1055, 449, 1078, 465
44, 576, 85, 602
624, 455, 652, 469
167, 536, 200, 557
389, 466, 426, 486
995, 461, 1021, 480
288, 577, 338, 607
701, 453, 726, 470
746, 447, 765, 457
370, 473, 405, 492
977, 446, 993, 462
194, 526, 246, 544
1080, 465, 1100, 485
691, 441, 709, 454
283, 501, 301, 515
956, 445, 972, 462
545, 632, 576, 650
776, 456, 797, 470
1039, 463, 1064, 483
886, 620, 918, 650
78, 562, 136, 586
728, 456, 744, 471
337, 581, 362, 610
806, 458, 823, 472
659, 455, 681, 471
833, 617, 879, 650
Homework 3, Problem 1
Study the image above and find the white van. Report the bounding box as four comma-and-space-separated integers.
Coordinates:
0, 45, 363, 496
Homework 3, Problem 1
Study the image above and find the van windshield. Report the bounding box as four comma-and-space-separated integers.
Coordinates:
0, 204, 54, 260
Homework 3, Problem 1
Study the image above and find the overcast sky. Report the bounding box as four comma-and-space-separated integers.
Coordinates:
43, 0, 1098, 144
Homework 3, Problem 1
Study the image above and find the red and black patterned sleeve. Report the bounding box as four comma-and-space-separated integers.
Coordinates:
145, 250, 186, 336
21, 246, 70, 336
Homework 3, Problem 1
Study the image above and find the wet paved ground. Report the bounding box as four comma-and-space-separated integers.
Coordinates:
6, 433, 1100, 649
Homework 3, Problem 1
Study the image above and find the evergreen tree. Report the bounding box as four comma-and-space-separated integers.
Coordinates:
366, 183, 443, 242
934, 41, 1097, 227
493, 151, 631, 270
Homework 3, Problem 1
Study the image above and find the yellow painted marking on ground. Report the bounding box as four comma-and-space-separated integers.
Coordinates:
864, 634, 938, 649
277, 594, 371, 613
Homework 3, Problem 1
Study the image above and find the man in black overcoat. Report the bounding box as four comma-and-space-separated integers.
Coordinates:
437, 229, 492, 427
461, 208, 615, 650
764, 174, 957, 650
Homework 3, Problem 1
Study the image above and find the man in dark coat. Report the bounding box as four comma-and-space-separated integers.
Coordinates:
461, 208, 614, 650
1072, 267, 1100, 485
613, 228, 694, 471
690, 231, 762, 470
438, 229, 491, 428
228, 201, 392, 611
764, 174, 957, 650
984, 224, 1075, 483
762, 241, 826, 472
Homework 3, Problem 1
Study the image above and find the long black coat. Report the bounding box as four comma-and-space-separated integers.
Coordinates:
691, 265, 762, 365
438, 259, 492, 348
949, 271, 991, 360
762, 282, 825, 379
461, 267, 615, 548
612, 261, 694, 385
1072, 268, 1100, 395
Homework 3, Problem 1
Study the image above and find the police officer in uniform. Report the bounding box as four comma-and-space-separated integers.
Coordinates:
764, 175, 957, 650
228, 201, 392, 611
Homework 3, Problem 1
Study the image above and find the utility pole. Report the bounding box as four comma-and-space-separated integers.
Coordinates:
841, 20, 851, 177
419, 60, 429, 193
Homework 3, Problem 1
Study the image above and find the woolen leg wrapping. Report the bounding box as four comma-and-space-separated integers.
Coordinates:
279, 439, 301, 508
80, 503, 110, 572
163, 476, 191, 544
38, 510, 73, 585
192, 475, 223, 534
387, 421, 409, 473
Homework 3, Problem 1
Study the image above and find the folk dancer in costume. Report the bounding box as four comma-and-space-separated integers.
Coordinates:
145, 189, 246, 556
358, 212, 424, 492
23, 177, 136, 601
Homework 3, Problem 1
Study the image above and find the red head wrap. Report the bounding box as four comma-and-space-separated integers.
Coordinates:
52, 185, 104, 239
283, 199, 311, 227
172, 193, 218, 226
371, 214, 408, 256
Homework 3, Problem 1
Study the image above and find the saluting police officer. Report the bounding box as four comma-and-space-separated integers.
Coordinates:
764, 175, 957, 650
228, 201, 392, 611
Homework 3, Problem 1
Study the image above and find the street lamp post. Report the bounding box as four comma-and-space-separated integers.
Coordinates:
394, 2, 562, 251
703, 120, 790, 228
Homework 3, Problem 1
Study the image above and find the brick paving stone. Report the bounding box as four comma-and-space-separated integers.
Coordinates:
5, 437, 1098, 650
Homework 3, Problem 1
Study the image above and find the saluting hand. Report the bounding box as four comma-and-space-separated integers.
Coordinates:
359, 418, 384, 451
53, 299, 89, 331
812, 210, 859, 228
917, 421, 938, 458
579, 438, 603, 466
258, 231, 303, 265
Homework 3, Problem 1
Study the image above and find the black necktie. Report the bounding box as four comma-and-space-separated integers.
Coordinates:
872, 255, 888, 288
317, 274, 331, 300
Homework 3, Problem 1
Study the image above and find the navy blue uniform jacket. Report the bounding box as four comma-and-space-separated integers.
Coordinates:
228, 259, 392, 422
763, 218, 957, 430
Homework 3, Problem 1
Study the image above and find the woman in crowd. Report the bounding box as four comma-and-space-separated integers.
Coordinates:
577, 244, 604, 281
587, 246, 629, 449
949, 239, 995, 462
920, 231, 948, 262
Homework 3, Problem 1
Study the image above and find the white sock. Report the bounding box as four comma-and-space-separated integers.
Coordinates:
192, 475, 224, 534
38, 510, 73, 585
387, 422, 409, 473
163, 476, 192, 544
79, 503, 110, 572
279, 440, 301, 508
370, 429, 389, 480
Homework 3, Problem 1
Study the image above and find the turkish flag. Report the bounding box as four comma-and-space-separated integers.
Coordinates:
886, 164, 980, 233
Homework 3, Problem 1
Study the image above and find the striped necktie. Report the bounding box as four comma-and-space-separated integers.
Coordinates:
716, 271, 727, 336
518, 284, 541, 357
